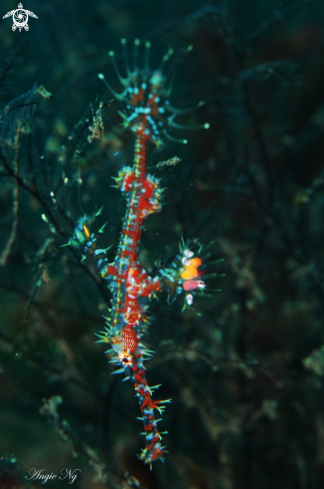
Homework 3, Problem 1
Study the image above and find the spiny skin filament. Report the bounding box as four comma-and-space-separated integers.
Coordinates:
68, 40, 213, 467
98, 38, 209, 147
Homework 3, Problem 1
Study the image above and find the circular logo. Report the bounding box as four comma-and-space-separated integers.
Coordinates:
12, 9, 28, 31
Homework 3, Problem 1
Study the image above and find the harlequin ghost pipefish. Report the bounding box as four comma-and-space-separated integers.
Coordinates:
67, 39, 215, 467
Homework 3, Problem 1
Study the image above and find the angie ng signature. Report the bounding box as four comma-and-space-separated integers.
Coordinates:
25, 468, 80, 484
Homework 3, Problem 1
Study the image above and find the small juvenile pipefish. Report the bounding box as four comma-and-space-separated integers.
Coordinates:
67, 39, 217, 467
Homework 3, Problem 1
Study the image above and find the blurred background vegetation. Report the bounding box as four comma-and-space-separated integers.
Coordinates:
1, 0, 324, 488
